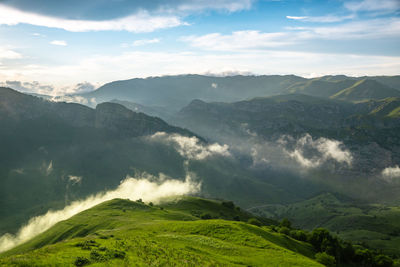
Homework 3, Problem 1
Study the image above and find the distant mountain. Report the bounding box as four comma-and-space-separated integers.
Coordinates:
173, 93, 400, 142
77, 75, 306, 110
284, 79, 356, 98
72, 75, 400, 113
109, 99, 172, 121
172, 94, 400, 203
331, 79, 400, 102
174, 94, 354, 139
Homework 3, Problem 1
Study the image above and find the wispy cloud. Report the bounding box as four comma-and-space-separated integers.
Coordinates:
0, 47, 22, 59
281, 134, 353, 169
344, 0, 400, 12
182, 30, 292, 51
32, 32, 46, 37
50, 40, 67, 46
290, 18, 400, 40
132, 38, 161, 46
173, 0, 253, 13
183, 17, 400, 52
0, 4, 185, 33
149, 132, 230, 160
286, 14, 355, 23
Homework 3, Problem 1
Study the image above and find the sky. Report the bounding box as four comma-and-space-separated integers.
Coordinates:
0, 0, 399, 95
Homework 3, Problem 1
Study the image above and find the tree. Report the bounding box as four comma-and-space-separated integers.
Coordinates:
280, 218, 292, 228
315, 252, 336, 267
247, 218, 262, 227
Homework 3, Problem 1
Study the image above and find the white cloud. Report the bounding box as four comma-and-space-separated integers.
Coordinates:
50, 40, 67, 46
45, 161, 53, 176
182, 30, 292, 51
282, 134, 353, 169
345, 0, 400, 12
286, 14, 355, 23
0, 4, 185, 33
381, 165, 400, 181
174, 0, 253, 13
291, 18, 400, 40
0, 173, 200, 253
132, 38, 161, 46
184, 18, 400, 52
149, 132, 230, 160
32, 32, 46, 37
68, 175, 82, 185
0, 47, 22, 59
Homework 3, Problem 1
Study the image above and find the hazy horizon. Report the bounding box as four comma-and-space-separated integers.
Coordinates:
1, 0, 399, 95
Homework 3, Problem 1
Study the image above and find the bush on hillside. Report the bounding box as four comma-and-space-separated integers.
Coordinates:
247, 218, 262, 227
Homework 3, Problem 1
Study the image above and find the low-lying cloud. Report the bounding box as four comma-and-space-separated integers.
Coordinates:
381, 165, 400, 181
149, 132, 231, 160
281, 134, 353, 169
0, 173, 200, 253
237, 133, 353, 171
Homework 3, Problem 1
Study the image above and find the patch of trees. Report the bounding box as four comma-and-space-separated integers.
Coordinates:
272, 219, 394, 267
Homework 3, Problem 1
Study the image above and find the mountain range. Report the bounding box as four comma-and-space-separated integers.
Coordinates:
1, 74, 400, 263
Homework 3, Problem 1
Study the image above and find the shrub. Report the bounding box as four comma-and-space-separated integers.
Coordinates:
221, 201, 235, 209
247, 218, 262, 227
90, 250, 107, 262
290, 230, 308, 242
148, 202, 154, 206
374, 254, 393, 267
106, 249, 126, 259
74, 257, 90, 266
315, 252, 336, 267
280, 218, 292, 228
278, 226, 290, 235
200, 213, 212, 220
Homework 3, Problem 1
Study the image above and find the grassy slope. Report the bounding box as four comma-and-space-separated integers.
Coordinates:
0, 197, 321, 266
250, 193, 400, 256
331, 79, 400, 102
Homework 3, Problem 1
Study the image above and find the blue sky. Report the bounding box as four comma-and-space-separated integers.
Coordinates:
0, 0, 399, 95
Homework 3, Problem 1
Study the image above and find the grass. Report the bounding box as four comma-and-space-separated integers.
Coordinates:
0, 197, 322, 266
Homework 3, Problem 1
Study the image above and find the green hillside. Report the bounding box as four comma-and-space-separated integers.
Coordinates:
0, 197, 323, 266
250, 193, 400, 256
331, 79, 400, 102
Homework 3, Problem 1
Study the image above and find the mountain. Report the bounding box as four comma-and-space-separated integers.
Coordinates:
0, 87, 197, 234
284, 79, 357, 98
0, 87, 326, 237
172, 94, 400, 202
71, 75, 400, 114
331, 79, 400, 102
173, 94, 354, 139
109, 99, 172, 121
76, 75, 306, 110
